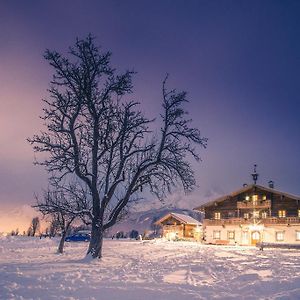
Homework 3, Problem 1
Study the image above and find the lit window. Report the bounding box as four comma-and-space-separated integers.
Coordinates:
278, 210, 286, 218
296, 231, 300, 241
252, 195, 258, 206
262, 195, 267, 200
227, 231, 235, 240
213, 230, 221, 240
253, 211, 259, 218
245, 196, 250, 201
298, 210, 300, 217
261, 212, 267, 218
276, 231, 284, 241
242, 231, 249, 241
214, 212, 221, 220
243, 213, 249, 219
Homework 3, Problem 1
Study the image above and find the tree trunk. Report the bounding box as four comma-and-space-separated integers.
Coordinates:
87, 221, 104, 259
57, 231, 67, 254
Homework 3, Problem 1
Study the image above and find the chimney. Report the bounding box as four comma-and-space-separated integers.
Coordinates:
268, 180, 274, 189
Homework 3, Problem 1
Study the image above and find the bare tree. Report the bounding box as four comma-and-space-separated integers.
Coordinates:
34, 183, 91, 253
29, 35, 207, 259
27, 217, 40, 237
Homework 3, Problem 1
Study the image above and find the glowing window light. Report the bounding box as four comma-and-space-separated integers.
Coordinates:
214, 212, 221, 219
276, 231, 284, 241
278, 210, 286, 218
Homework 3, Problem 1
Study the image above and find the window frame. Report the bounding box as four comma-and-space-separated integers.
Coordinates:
275, 231, 284, 241
278, 210, 286, 218
227, 231, 235, 240
213, 230, 221, 240
214, 212, 221, 220
261, 211, 267, 218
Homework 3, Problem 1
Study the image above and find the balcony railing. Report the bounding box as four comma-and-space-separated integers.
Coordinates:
261, 217, 300, 225
237, 200, 271, 209
203, 217, 300, 226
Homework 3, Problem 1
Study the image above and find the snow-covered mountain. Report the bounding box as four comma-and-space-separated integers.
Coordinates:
107, 207, 203, 236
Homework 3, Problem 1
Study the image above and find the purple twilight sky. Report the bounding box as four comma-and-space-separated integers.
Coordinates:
0, 1, 300, 231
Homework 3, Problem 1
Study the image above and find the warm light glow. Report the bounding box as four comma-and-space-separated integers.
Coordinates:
262, 212, 267, 218
278, 210, 286, 218
166, 232, 177, 241
214, 212, 221, 219
249, 224, 264, 231
194, 226, 201, 233
245, 196, 250, 201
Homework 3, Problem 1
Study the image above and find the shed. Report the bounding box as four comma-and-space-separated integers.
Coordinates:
155, 213, 202, 241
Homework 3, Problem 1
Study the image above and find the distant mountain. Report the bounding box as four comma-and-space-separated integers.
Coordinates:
107, 207, 203, 237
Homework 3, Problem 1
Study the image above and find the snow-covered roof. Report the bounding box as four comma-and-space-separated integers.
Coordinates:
155, 212, 202, 226
194, 184, 300, 210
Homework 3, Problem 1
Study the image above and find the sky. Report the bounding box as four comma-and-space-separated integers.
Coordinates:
0, 0, 300, 232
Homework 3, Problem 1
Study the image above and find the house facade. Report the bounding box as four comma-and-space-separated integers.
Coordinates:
155, 212, 202, 241
194, 183, 300, 246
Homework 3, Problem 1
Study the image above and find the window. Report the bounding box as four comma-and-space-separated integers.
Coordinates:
278, 210, 286, 218
252, 195, 258, 206
276, 231, 284, 241
245, 196, 250, 201
213, 230, 221, 240
253, 211, 259, 219
261, 212, 267, 218
262, 195, 267, 200
242, 231, 249, 242
227, 231, 235, 240
214, 212, 221, 220
298, 210, 300, 217
296, 231, 300, 241
243, 213, 249, 219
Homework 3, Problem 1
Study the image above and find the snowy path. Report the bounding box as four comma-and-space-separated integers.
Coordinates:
1, 237, 300, 299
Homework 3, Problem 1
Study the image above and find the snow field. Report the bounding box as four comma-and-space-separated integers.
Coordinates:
1, 236, 300, 299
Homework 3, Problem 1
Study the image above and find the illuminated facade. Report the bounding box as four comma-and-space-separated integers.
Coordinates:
195, 184, 300, 246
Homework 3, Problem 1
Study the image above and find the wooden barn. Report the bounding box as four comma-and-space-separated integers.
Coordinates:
155, 213, 202, 241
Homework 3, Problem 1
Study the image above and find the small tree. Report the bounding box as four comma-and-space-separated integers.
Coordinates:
34, 183, 91, 253
29, 35, 207, 258
27, 217, 40, 237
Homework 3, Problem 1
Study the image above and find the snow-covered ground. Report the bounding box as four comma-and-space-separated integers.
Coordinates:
1, 237, 300, 299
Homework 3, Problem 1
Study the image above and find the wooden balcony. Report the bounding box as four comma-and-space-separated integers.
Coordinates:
203, 218, 249, 226
261, 217, 300, 225
237, 200, 271, 209
203, 217, 300, 226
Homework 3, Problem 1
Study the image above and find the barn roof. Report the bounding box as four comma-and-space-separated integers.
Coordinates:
194, 184, 300, 211
155, 212, 202, 226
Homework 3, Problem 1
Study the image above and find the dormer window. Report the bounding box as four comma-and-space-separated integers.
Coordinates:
214, 212, 221, 220
278, 210, 286, 218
